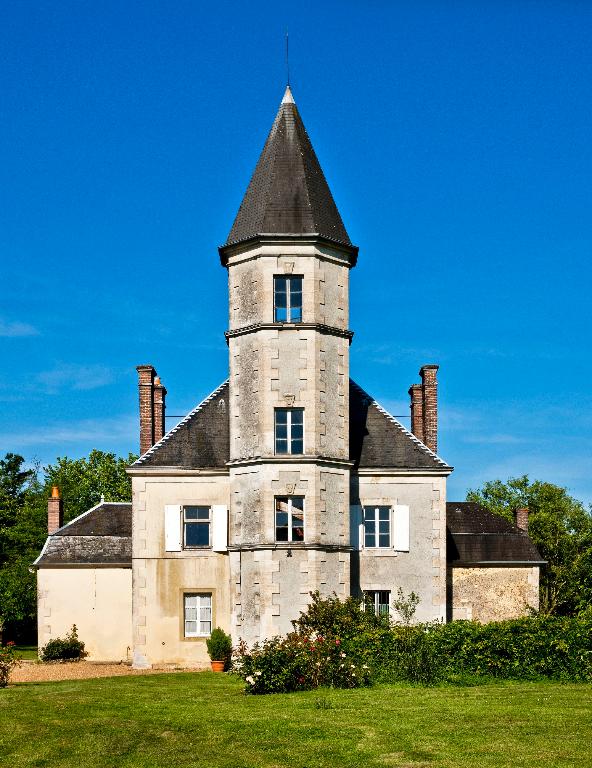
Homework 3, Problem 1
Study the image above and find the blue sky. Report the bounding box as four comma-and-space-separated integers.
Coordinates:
1, 1, 591, 506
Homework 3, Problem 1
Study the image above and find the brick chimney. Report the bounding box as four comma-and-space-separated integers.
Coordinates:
408, 384, 424, 443
153, 376, 167, 445
514, 507, 529, 533
136, 365, 167, 455
420, 364, 439, 454
47, 486, 64, 534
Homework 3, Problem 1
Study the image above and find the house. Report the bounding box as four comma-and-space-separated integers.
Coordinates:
35, 86, 543, 664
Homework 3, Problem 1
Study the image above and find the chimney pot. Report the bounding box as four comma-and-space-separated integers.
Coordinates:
47, 487, 64, 534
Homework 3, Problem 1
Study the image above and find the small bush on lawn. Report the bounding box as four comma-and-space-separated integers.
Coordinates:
206, 628, 232, 666
0, 642, 21, 687
40, 625, 86, 662
233, 633, 371, 694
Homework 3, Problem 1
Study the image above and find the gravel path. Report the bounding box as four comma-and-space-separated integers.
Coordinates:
11, 661, 189, 684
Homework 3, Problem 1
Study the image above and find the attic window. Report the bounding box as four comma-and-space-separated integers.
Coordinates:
274, 276, 302, 322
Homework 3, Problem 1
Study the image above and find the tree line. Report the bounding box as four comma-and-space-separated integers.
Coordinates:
0, 450, 591, 643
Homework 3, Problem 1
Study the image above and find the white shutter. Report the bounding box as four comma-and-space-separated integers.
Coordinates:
349, 504, 363, 550
212, 505, 228, 552
164, 505, 182, 552
393, 505, 410, 552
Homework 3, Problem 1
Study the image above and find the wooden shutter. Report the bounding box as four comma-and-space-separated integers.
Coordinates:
212, 505, 228, 552
393, 505, 410, 552
164, 505, 182, 552
349, 504, 363, 550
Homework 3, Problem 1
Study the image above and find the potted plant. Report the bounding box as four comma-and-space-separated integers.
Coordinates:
206, 627, 232, 672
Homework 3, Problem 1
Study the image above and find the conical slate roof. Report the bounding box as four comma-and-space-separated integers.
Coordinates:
224, 86, 352, 248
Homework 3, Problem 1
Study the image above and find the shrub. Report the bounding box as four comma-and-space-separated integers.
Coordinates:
40, 625, 86, 662
233, 633, 371, 694
206, 627, 232, 664
0, 642, 21, 687
235, 594, 592, 693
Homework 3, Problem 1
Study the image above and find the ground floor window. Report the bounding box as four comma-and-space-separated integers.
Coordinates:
364, 590, 391, 617
184, 593, 212, 637
275, 496, 305, 542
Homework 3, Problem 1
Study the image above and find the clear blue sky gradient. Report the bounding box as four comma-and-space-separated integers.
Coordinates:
1, 1, 591, 505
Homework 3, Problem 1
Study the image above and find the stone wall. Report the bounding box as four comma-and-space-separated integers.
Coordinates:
448, 566, 539, 622
37, 567, 132, 661
353, 474, 447, 623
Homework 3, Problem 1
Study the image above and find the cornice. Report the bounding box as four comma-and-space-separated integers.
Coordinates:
225, 322, 353, 344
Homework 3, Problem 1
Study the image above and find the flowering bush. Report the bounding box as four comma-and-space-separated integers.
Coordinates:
0, 642, 21, 687
233, 632, 371, 694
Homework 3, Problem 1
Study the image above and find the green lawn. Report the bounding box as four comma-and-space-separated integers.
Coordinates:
1, 674, 590, 767
13, 645, 38, 660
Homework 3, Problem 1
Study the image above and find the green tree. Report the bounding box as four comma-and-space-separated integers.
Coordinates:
467, 476, 592, 615
44, 449, 137, 523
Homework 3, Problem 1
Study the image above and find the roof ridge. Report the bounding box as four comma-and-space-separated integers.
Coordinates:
349, 378, 451, 469
133, 379, 229, 465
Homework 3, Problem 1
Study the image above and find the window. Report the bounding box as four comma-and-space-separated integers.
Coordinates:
275, 497, 305, 542
364, 590, 390, 617
274, 276, 302, 322
183, 505, 211, 548
363, 506, 391, 548
275, 408, 304, 454
184, 593, 212, 637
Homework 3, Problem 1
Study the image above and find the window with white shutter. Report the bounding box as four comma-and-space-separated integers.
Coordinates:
393, 505, 410, 552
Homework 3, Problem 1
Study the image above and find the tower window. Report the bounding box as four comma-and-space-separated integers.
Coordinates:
275, 497, 305, 542
275, 408, 304, 454
274, 276, 302, 322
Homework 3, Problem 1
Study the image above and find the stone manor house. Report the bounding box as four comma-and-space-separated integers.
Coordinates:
35, 87, 544, 665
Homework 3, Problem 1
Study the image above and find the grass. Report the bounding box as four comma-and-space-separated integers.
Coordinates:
13, 645, 38, 660
1, 673, 590, 767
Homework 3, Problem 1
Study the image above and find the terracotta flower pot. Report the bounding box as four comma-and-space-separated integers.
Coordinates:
210, 660, 225, 672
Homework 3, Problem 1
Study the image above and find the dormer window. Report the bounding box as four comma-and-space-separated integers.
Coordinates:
274, 276, 302, 322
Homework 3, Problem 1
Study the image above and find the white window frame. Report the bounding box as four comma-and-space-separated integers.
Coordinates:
275, 496, 306, 543
363, 506, 392, 549
274, 275, 303, 323
184, 593, 212, 637
364, 590, 391, 617
183, 505, 211, 549
274, 408, 304, 455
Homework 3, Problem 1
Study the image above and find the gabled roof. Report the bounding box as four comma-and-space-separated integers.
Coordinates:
223, 86, 352, 249
349, 380, 451, 470
132, 378, 450, 472
34, 502, 132, 567
446, 502, 545, 566
133, 381, 229, 468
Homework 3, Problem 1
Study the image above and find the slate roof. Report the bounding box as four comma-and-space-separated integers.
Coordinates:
134, 381, 230, 468
349, 381, 451, 470
133, 379, 451, 472
35, 502, 132, 567
223, 87, 352, 249
446, 502, 545, 566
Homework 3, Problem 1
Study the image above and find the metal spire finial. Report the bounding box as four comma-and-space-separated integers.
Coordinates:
286, 29, 290, 88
